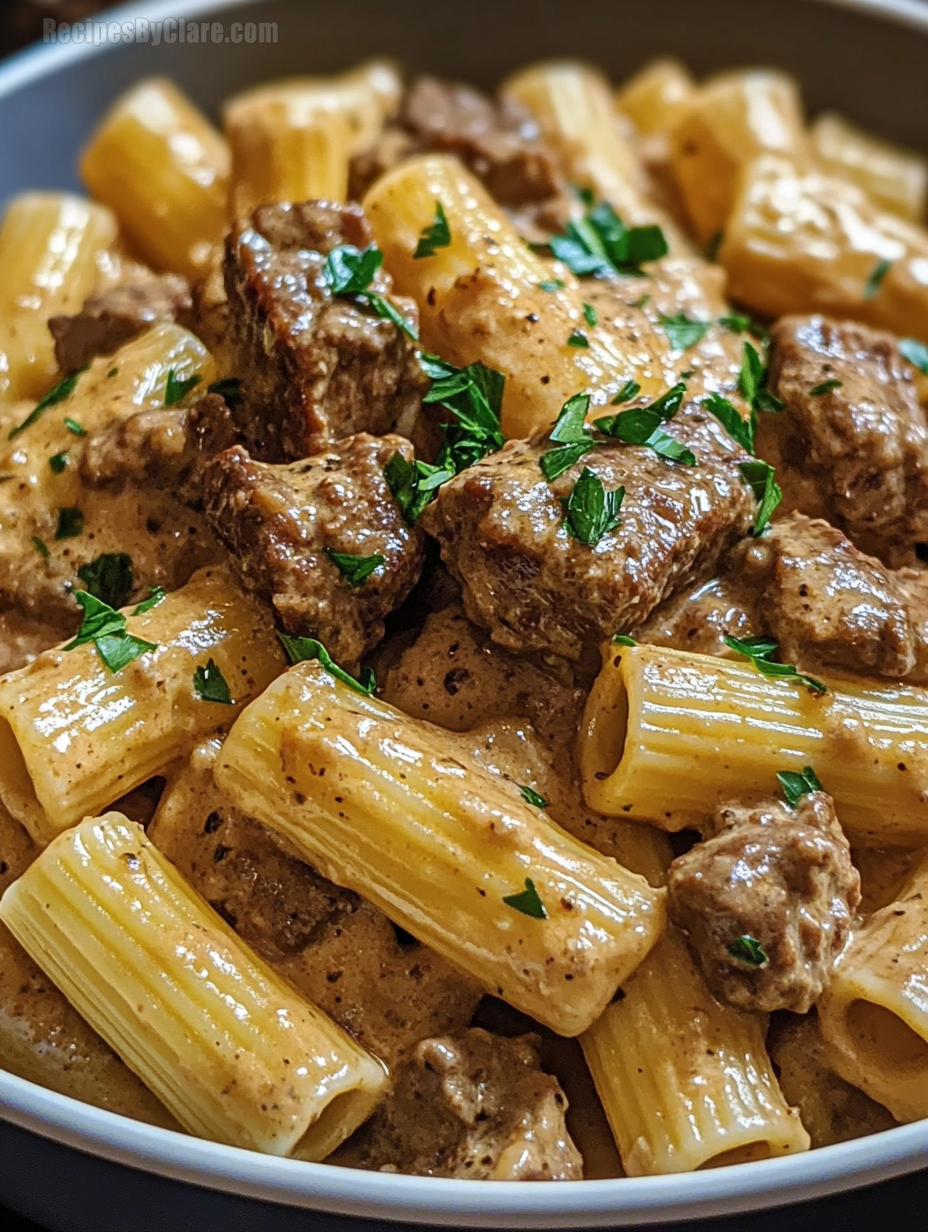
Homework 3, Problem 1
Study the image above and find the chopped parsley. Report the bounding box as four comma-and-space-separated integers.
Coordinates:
384, 451, 453, 523
519, 786, 549, 809
864, 257, 892, 300
421, 353, 506, 475
49, 451, 69, 473
562, 468, 624, 545
612, 379, 641, 405
77, 553, 134, 610
133, 586, 166, 615
540, 393, 595, 480
810, 379, 843, 396
207, 377, 243, 409
65, 590, 157, 674
719, 312, 768, 341
728, 935, 768, 966
568, 329, 590, 348
413, 200, 451, 259
107, 367, 119, 378
659, 312, 711, 351
164, 369, 202, 408
322, 244, 418, 340
704, 392, 755, 454
193, 658, 234, 705
739, 342, 784, 414
8, 365, 88, 440
548, 198, 668, 278
900, 338, 928, 375
55, 507, 83, 540
612, 633, 637, 646
63, 417, 87, 437
32, 536, 49, 560
325, 549, 385, 587
778, 765, 825, 806
724, 633, 827, 695
631, 294, 652, 309
279, 634, 377, 696
538, 278, 565, 292
502, 877, 548, 920
738, 459, 782, 534
583, 302, 598, 327
596, 382, 695, 465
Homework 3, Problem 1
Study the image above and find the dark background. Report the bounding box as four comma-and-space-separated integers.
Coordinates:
0, 1, 926, 1228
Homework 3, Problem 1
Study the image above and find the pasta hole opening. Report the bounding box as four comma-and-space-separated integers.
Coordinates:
593, 672, 629, 783
0, 719, 40, 830
699, 1141, 773, 1168
846, 999, 928, 1070
293, 1084, 385, 1163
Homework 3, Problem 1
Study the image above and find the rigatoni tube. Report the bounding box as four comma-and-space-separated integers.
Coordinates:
80, 78, 230, 279
363, 154, 668, 439
582, 926, 809, 1174
579, 642, 928, 845
0, 567, 285, 846
0, 814, 386, 1157
215, 663, 665, 1037
0, 193, 117, 402
818, 854, 928, 1122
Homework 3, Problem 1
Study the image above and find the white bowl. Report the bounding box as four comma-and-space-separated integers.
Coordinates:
1, 0, 927, 1226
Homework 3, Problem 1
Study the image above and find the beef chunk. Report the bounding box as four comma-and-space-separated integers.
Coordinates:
764, 316, 928, 565
201, 432, 426, 667
420, 417, 755, 659
349, 77, 564, 208
668, 793, 860, 1013
49, 273, 193, 373
337, 1028, 582, 1179
224, 201, 426, 462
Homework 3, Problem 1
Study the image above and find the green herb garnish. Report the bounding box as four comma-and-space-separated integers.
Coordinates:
738, 459, 782, 534
32, 536, 49, 560
519, 786, 549, 809
164, 369, 202, 408
724, 634, 826, 695
739, 342, 784, 414
540, 393, 595, 480
810, 380, 843, 396
777, 765, 825, 806
595, 381, 695, 465
900, 338, 928, 375
421, 353, 506, 475
612, 633, 637, 646
548, 198, 668, 278
612, 379, 641, 404
77, 553, 134, 610
64, 417, 87, 437
65, 590, 157, 674
326, 549, 385, 587
538, 278, 566, 292
55, 507, 83, 540
279, 634, 377, 696
864, 257, 892, 300
193, 658, 234, 705
207, 377, 243, 409
502, 877, 548, 920
323, 244, 418, 340
568, 329, 590, 348
659, 313, 710, 351
562, 468, 624, 545
704, 392, 755, 453
414, 201, 451, 259
49, 451, 69, 473
583, 302, 598, 327
8, 366, 88, 440
728, 935, 768, 966
133, 586, 166, 615
384, 451, 453, 523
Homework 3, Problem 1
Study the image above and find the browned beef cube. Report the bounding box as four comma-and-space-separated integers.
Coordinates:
224, 201, 426, 462
201, 432, 426, 667
420, 416, 755, 659
763, 315, 928, 566
49, 272, 193, 372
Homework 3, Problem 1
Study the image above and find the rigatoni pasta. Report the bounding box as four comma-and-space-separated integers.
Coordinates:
215, 662, 665, 1037
0, 814, 386, 1157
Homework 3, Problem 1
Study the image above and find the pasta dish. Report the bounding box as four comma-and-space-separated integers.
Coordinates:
0, 54, 926, 1180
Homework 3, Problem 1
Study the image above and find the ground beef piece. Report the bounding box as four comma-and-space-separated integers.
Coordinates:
668, 793, 860, 1013
337, 1028, 582, 1180
49, 273, 193, 373
224, 201, 426, 462
420, 415, 754, 659
201, 432, 426, 668
349, 77, 565, 208
763, 315, 928, 566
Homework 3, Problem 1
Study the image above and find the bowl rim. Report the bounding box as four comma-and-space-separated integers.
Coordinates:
2, 0, 928, 1224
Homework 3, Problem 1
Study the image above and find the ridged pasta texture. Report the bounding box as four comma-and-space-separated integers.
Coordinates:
0, 813, 387, 1157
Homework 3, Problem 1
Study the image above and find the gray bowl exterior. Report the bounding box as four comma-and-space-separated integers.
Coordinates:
0, 1, 927, 1229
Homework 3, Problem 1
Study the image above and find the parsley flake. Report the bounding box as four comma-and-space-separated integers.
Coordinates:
107, 367, 119, 378
279, 634, 377, 696
540, 394, 595, 479
193, 658, 234, 705
777, 765, 825, 807
704, 392, 755, 453
519, 786, 549, 809
659, 313, 710, 351
612, 379, 641, 405
422, 353, 506, 474
595, 382, 695, 465
164, 369, 202, 408
133, 586, 166, 615
77, 553, 134, 610
64, 417, 87, 437
8, 366, 88, 440
65, 590, 158, 674
568, 329, 590, 348
322, 243, 418, 340
900, 338, 928, 376
738, 460, 782, 534
724, 633, 827, 695
810, 379, 843, 396
207, 377, 243, 409
548, 198, 668, 278
739, 342, 784, 414
55, 507, 83, 540
384, 451, 454, 523
326, 549, 385, 587
503, 877, 548, 919
612, 633, 637, 646
864, 257, 892, 300
32, 536, 49, 560
583, 302, 599, 327
49, 451, 69, 473
414, 201, 451, 259
562, 468, 624, 545
538, 278, 566, 292
728, 935, 768, 966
